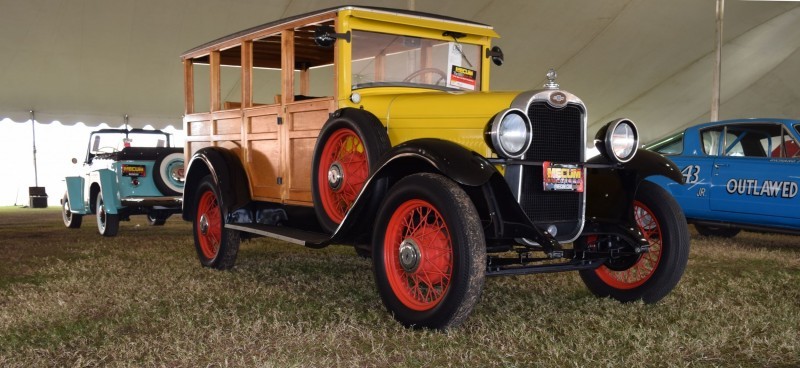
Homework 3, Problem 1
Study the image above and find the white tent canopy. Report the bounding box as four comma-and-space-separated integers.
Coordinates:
1, 0, 799, 143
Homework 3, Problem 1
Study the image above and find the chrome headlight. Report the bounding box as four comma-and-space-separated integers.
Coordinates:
485, 108, 532, 159
596, 118, 639, 163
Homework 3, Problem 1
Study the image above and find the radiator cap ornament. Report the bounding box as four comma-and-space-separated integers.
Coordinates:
544, 68, 559, 90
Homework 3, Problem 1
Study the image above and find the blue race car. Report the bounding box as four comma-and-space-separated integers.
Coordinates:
646, 118, 800, 237
61, 128, 185, 236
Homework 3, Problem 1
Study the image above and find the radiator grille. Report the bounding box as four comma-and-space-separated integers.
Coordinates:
519, 165, 580, 223
519, 101, 583, 228
526, 103, 582, 162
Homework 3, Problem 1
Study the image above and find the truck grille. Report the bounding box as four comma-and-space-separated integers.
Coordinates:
520, 166, 579, 223
526, 103, 582, 162
519, 101, 583, 235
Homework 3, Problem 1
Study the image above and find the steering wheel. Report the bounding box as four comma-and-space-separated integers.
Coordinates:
403, 68, 447, 85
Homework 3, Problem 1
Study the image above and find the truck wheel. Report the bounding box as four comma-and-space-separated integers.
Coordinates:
694, 224, 740, 238
193, 175, 240, 269
579, 181, 689, 303
154, 153, 185, 196
62, 192, 82, 229
312, 113, 389, 233
372, 173, 486, 329
147, 213, 168, 226
96, 192, 119, 237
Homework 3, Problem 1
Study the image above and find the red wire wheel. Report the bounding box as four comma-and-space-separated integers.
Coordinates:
191, 175, 241, 269
579, 180, 689, 304
594, 200, 663, 289
316, 128, 369, 225
312, 110, 390, 234
196, 189, 222, 261
383, 199, 454, 311
373, 173, 486, 329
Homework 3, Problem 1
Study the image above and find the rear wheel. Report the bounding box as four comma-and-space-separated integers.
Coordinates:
579, 181, 689, 303
147, 213, 168, 226
192, 175, 240, 269
372, 173, 486, 329
96, 192, 119, 237
62, 192, 82, 229
312, 113, 389, 233
694, 224, 740, 238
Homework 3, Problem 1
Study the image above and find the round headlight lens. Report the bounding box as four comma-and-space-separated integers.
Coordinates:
608, 121, 638, 162
488, 109, 532, 159
499, 114, 529, 154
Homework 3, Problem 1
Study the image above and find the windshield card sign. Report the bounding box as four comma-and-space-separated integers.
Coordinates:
449, 65, 476, 90
122, 164, 146, 177
543, 162, 583, 192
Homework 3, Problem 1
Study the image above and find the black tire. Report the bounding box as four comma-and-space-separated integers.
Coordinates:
694, 224, 740, 238
311, 111, 390, 234
372, 173, 486, 329
192, 175, 240, 269
147, 213, 168, 226
579, 181, 690, 303
153, 152, 185, 196
62, 192, 82, 229
96, 192, 119, 237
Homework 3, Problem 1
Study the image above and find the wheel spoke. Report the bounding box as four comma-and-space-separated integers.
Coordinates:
384, 199, 453, 310
595, 200, 664, 289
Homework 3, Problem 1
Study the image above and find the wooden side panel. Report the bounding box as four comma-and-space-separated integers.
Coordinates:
283, 98, 335, 205
245, 105, 282, 201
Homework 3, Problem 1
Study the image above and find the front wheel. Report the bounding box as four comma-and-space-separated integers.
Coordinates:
372, 173, 486, 329
579, 180, 690, 303
62, 192, 82, 229
192, 175, 240, 269
96, 192, 119, 237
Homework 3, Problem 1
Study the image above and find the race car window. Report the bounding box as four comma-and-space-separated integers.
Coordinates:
772, 126, 800, 158
721, 124, 783, 158
647, 132, 683, 155
701, 128, 723, 156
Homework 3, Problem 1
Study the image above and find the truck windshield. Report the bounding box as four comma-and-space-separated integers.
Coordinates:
351, 30, 481, 91
89, 132, 170, 154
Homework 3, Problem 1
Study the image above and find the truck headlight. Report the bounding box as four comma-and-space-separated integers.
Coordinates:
595, 118, 639, 163
485, 108, 532, 159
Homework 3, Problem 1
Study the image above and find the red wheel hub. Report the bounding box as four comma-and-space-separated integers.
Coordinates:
595, 200, 663, 289
196, 190, 221, 260
384, 199, 453, 311
318, 128, 368, 224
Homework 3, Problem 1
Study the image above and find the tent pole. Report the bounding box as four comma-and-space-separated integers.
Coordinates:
30, 110, 39, 187
711, 0, 724, 122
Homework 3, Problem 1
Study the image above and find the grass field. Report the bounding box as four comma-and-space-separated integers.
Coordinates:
1, 207, 798, 367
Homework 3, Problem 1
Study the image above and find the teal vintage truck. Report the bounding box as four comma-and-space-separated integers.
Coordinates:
61, 128, 184, 236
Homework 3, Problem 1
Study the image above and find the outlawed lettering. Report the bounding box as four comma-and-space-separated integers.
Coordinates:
725, 178, 797, 198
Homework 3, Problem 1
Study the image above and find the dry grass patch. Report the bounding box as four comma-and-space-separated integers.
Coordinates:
1, 207, 798, 367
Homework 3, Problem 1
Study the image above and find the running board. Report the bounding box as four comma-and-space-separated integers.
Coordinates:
225, 224, 330, 247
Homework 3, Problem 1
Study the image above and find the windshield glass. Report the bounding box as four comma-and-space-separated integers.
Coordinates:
89, 131, 171, 154
351, 30, 481, 91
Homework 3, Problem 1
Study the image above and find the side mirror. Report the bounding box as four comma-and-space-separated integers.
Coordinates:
486, 46, 504, 66
314, 25, 350, 48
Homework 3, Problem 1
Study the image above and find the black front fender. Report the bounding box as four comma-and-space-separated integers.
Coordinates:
585, 150, 682, 223
331, 138, 498, 242
182, 147, 251, 221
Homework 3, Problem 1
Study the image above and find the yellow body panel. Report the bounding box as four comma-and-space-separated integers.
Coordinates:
340, 90, 518, 157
